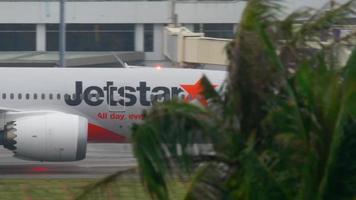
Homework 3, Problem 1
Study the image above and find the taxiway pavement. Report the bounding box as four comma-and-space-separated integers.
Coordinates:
0, 143, 136, 179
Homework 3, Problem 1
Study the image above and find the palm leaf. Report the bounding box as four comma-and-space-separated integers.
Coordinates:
240, 0, 283, 31
228, 147, 291, 200
132, 102, 225, 200
200, 75, 224, 108
278, 7, 314, 41
75, 168, 137, 200
319, 118, 356, 199
183, 163, 231, 200
293, 0, 355, 45
317, 45, 356, 200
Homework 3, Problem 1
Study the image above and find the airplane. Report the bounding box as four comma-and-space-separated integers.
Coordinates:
0, 67, 226, 162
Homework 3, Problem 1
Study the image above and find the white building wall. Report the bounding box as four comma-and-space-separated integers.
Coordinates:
0, 0, 350, 61
0, 2, 170, 23
135, 24, 144, 52
36, 24, 46, 51
176, 1, 245, 24
0, 1, 347, 24
0, 1, 243, 24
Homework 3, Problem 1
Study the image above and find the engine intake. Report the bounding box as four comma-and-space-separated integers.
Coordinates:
0, 121, 17, 151
0, 112, 88, 161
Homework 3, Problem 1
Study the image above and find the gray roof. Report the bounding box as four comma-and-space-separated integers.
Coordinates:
0, 51, 144, 68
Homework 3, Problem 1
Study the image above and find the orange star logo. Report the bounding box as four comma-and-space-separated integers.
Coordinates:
180, 78, 217, 106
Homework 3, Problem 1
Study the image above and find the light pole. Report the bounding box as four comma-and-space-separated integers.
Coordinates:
171, 0, 178, 27
59, 0, 66, 67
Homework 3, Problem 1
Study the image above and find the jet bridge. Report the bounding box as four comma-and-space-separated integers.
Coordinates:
164, 26, 231, 68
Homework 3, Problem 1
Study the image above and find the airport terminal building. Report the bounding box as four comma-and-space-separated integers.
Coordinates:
0, 0, 350, 66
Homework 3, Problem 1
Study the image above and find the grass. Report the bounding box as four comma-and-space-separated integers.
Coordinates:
0, 178, 188, 200
0, 179, 91, 200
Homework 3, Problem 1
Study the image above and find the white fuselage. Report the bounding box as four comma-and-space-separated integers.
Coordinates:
0, 67, 226, 142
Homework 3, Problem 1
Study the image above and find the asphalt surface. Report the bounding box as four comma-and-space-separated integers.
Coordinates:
0, 144, 137, 179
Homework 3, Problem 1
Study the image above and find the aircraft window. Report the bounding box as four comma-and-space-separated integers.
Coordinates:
64, 94, 70, 100
18, 93, 22, 100
41, 93, 45, 100
2, 93, 6, 99
72, 94, 76, 99
26, 93, 30, 100
33, 93, 37, 100
49, 93, 53, 100
57, 93, 61, 100
10, 93, 14, 100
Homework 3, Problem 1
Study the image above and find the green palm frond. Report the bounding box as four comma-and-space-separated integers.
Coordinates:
200, 75, 224, 107
316, 45, 356, 200
292, 0, 355, 45
275, 1, 355, 67
184, 163, 232, 200
240, 0, 283, 30
85, 1, 356, 200
234, 148, 291, 200
319, 118, 356, 200
75, 168, 137, 200
278, 7, 314, 41
132, 102, 226, 200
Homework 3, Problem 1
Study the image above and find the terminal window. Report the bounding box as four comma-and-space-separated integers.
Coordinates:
46, 24, 135, 51
0, 24, 36, 51
193, 23, 235, 39
144, 24, 154, 52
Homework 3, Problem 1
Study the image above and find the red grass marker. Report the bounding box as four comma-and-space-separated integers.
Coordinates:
30, 166, 49, 173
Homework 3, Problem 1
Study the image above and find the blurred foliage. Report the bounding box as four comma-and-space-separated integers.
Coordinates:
0, 179, 97, 200
75, 169, 188, 200
0, 177, 187, 200
76, 0, 356, 199
130, 0, 356, 200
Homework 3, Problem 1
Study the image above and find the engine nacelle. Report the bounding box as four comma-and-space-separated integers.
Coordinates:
0, 112, 87, 161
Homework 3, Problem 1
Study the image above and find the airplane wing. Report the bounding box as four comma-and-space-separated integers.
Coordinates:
0, 107, 21, 112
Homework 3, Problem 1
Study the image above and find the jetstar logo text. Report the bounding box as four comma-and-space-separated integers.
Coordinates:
64, 80, 215, 107
65, 81, 184, 107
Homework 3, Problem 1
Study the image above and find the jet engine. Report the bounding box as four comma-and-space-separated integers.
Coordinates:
0, 112, 87, 161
